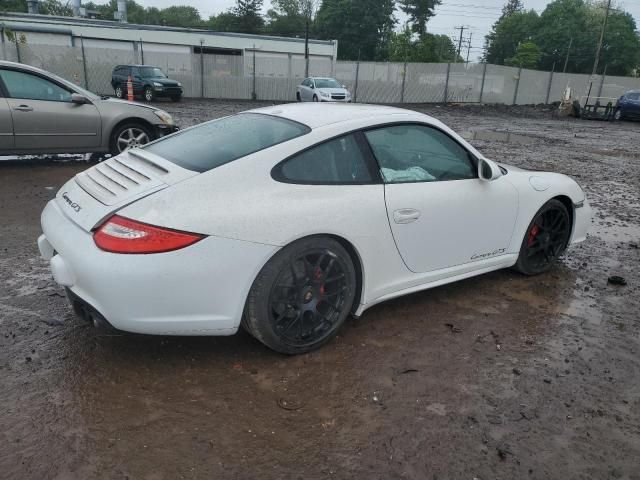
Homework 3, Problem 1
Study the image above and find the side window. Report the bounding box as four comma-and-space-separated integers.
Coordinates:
364, 124, 476, 183
628, 93, 640, 101
302, 79, 309, 87
0, 69, 72, 102
276, 134, 373, 184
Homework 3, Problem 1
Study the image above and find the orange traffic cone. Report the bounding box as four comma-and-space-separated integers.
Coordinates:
127, 74, 134, 101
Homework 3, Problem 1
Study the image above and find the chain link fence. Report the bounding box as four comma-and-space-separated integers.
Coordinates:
2, 39, 639, 104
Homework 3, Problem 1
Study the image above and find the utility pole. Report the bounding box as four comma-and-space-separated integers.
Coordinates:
465, 32, 473, 63
454, 26, 467, 63
563, 37, 573, 73
304, 18, 309, 77
592, 0, 612, 76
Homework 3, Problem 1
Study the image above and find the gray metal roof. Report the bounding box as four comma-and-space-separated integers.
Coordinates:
0, 12, 336, 46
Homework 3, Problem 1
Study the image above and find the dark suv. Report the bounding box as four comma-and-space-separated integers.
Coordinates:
112, 65, 183, 102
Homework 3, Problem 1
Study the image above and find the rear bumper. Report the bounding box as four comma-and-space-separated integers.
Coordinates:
39, 200, 278, 335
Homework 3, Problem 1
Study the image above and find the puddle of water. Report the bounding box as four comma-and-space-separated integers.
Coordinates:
590, 214, 640, 244
462, 129, 537, 145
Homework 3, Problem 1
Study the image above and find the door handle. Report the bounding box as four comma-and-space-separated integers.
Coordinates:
393, 208, 421, 224
14, 105, 33, 112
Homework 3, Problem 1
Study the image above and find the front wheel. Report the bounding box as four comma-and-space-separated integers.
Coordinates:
143, 87, 155, 102
296, 91, 301, 102
613, 108, 623, 121
514, 199, 571, 276
109, 123, 154, 156
313, 95, 318, 102
243, 237, 357, 355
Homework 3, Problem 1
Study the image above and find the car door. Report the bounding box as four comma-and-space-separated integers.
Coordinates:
0, 96, 14, 151
0, 67, 100, 152
364, 123, 519, 273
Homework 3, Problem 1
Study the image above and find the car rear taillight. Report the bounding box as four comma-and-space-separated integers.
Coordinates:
94, 215, 205, 254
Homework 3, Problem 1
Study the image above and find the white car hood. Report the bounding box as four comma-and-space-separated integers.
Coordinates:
55, 149, 197, 232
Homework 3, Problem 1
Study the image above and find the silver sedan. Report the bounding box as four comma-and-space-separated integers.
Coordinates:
296, 77, 352, 103
0, 61, 178, 157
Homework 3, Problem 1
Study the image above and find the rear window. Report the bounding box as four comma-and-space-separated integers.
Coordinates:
144, 113, 310, 172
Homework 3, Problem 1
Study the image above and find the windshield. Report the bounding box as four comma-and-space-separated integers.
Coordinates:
139, 67, 167, 78
314, 78, 342, 88
144, 113, 310, 172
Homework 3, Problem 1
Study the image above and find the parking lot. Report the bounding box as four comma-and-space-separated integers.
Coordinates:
1, 99, 639, 479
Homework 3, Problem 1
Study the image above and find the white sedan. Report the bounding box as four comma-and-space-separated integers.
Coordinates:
38, 104, 591, 354
296, 77, 352, 102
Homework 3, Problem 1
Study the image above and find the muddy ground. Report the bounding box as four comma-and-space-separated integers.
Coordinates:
1, 100, 639, 480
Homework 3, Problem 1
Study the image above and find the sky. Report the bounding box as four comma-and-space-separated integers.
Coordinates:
132, 0, 640, 61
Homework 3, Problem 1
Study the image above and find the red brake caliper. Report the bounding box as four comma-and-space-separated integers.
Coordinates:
527, 224, 540, 247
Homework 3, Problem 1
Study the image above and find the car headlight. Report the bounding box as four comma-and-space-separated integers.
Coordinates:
153, 82, 163, 87
177, 82, 182, 87
153, 109, 174, 125
320, 91, 330, 97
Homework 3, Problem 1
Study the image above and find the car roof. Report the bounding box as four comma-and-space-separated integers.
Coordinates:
0, 60, 52, 76
248, 103, 426, 129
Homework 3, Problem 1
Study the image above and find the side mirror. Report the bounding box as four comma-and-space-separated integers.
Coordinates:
71, 93, 90, 105
310, 84, 315, 89
478, 158, 502, 181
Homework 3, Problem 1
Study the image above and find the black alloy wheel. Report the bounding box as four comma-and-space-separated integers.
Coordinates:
515, 199, 571, 275
243, 237, 356, 354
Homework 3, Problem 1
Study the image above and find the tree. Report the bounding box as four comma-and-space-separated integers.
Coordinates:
484, 9, 539, 65
209, 12, 242, 32
501, 0, 524, 18
397, 0, 441, 36
388, 27, 458, 63
505, 41, 542, 68
159, 6, 203, 28
233, 0, 264, 34
0, 0, 27, 13
315, 0, 395, 60
265, 0, 316, 37
38, 0, 73, 16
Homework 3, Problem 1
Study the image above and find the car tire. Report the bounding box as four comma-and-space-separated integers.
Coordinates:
114, 84, 124, 99
296, 92, 301, 102
170, 94, 181, 102
144, 87, 155, 102
514, 199, 571, 276
243, 236, 357, 355
313, 95, 318, 102
109, 122, 154, 157
613, 108, 623, 121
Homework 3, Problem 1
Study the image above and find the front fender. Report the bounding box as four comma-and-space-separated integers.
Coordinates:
504, 171, 590, 253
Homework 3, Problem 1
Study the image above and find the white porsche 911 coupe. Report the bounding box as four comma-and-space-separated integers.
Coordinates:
38, 104, 591, 354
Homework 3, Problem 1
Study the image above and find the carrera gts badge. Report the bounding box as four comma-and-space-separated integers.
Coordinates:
62, 192, 81, 213
471, 248, 505, 260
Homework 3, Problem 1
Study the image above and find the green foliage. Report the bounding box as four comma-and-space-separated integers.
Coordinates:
501, 0, 524, 18
209, 12, 241, 32
397, 0, 441, 36
232, 0, 264, 34
388, 27, 458, 63
0, 0, 27, 13
265, 0, 316, 37
38, 0, 73, 16
505, 41, 541, 68
315, 0, 396, 60
484, 9, 539, 65
485, 0, 640, 76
